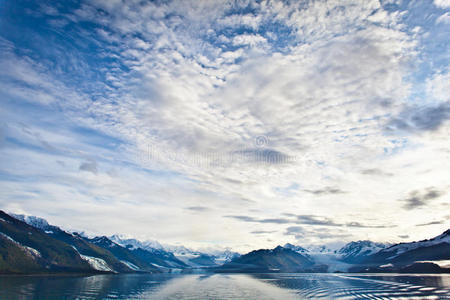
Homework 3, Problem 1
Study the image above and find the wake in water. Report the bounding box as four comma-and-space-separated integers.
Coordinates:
269, 274, 450, 299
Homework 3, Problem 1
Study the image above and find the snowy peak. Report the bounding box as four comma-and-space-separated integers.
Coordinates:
214, 249, 240, 263
283, 243, 309, 254
90, 236, 118, 248
379, 229, 450, 258
109, 235, 164, 251
338, 240, 387, 262
110, 236, 239, 267
164, 244, 199, 256
165, 245, 239, 267
307, 245, 335, 254
11, 214, 50, 231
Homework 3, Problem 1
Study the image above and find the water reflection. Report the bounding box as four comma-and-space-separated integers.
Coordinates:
250, 273, 450, 299
0, 273, 449, 299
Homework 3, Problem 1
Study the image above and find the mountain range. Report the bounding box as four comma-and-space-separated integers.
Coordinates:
1, 210, 449, 274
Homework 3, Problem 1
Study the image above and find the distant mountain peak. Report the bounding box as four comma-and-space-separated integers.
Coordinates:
218, 245, 315, 273
376, 229, 450, 259
338, 240, 388, 263
10, 214, 50, 230
283, 243, 309, 254
307, 245, 335, 254
90, 236, 118, 248
109, 235, 164, 251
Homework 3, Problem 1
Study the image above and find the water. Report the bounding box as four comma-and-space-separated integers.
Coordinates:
0, 273, 449, 299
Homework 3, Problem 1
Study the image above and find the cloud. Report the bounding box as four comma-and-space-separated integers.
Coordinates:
284, 226, 351, 241
185, 206, 210, 212
226, 213, 391, 230
434, 0, 450, 9
0, 123, 6, 148
231, 148, 294, 165
232, 34, 267, 47
304, 187, 345, 195
436, 12, 450, 24
295, 215, 342, 226
79, 159, 98, 174
250, 230, 276, 235
0, 0, 449, 251
386, 102, 450, 132
402, 188, 443, 210
426, 70, 450, 102
224, 215, 292, 224
345, 222, 394, 228
415, 220, 445, 226
360, 169, 393, 176
284, 226, 305, 237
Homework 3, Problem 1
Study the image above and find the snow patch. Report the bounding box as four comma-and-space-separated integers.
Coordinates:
110, 235, 164, 251
11, 214, 50, 230
24, 246, 41, 258
120, 260, 140, 271
381, 231, 450, 259
0, 232, 41, 258
80, 255, 114, 272
0, 232, 15, 242
338, 240, 388, 261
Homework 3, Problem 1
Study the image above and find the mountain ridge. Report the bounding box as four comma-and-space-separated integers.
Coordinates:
2, 210, 449, 274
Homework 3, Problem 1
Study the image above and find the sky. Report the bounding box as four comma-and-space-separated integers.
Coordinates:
0, 0, 449, 253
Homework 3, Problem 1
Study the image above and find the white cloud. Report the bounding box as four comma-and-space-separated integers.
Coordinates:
0, 0, 449, 251
426, 69, 450, 103
434, 0, 450, 8
436, 12, 450, 24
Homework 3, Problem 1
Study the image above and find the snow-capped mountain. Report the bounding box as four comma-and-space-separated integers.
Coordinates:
354, 229, 450, 271
283, 243, 310, 255
90, 236, 120, 248
213, 249, 241, 264
110, 235, 164, 251
9, 213, 234, 270
338, 240, 388, 263
109, 235, 188, 268
7, 212, 449, 273
164, 244, 195, 255
11, 214, 51, 231
164, 245, 239, 267
377, 230, 450, 258
10, 213, 84, 238
307, 245, 335, 254
218, 245, 315, 273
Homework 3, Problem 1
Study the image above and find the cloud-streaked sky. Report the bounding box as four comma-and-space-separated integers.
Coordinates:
0, 0, 449, 252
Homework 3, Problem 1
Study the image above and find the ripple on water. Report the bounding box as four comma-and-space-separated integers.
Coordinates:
0, 273, 449, 299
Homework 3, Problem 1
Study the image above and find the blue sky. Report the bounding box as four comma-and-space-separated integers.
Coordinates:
0, 0, 449, 252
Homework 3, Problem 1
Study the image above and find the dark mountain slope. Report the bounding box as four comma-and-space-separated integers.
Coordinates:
12, 215, 136, 273
110, 235, 188, 268
128, 247, 188, 269
217, 246, 314, 273
0, 233, 44, 273
85, 236, 160, 272
0, 210, 91, 274
362, 229, 450, 266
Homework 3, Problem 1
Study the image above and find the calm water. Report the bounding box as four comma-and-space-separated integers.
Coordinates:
0, 273, 449, 299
